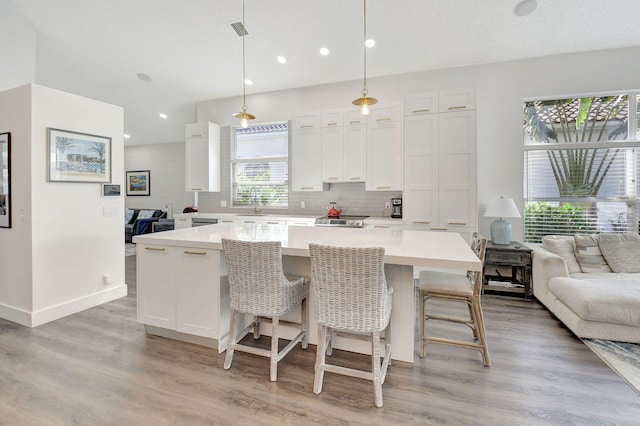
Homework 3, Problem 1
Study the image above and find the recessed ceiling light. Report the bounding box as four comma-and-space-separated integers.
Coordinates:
159, 113, 168, 119
365, 39, 375, 48
319, 47, 330, 56
123, 134, 131, 139
514, 0, 538, 16
277, 56, 287, 64
137, 72, 152, 83
244, 78, 253, 85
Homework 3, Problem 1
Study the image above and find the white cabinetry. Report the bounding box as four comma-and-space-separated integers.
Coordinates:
185, 122, 220, 192
321, 109, 366, 183
366, 103, 403, 191
291, 112, 323, 191
404, 90, 476, 237
137, 244, 229, 347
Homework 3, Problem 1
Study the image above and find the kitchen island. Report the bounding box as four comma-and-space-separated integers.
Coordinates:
133, 222, 481, 363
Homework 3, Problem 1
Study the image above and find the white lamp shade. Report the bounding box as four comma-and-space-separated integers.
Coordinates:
484, 196, 521, 219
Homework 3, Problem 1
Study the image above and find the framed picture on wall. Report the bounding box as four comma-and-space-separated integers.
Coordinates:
47, 128, 112, 183
0, 132, 11, 228
126, 170, 150, 196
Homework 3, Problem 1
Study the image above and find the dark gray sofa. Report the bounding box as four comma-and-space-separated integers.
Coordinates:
125, 208, 166, 243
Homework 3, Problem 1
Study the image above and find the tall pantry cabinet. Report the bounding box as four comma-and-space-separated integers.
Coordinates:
403, 89, 477, 241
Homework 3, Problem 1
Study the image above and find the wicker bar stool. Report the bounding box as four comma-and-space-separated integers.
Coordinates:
309, 243, 393, 408
418, 232, 490, 366
222, 238, 309, 381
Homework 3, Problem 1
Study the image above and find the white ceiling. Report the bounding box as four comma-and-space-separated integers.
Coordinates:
11, 0, 640, 145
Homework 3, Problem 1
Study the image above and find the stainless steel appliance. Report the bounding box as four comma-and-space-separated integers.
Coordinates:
391, 198, 403, 218
314, 215, 368, 228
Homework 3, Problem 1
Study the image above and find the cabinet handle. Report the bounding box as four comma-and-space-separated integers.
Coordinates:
328, 122, 338, 126
376, 117, 392, 122
144, 247, 166, 252
222, 220, 233, 223
300, 124, 314, 128
448, 221, 468, 225
349, 177, 361, 180
244, 220, 255, 223
349, 120, 361, 124
301, 186, 314, 190
376, 186, 392, 190
327, 177, 338, 180
412, 109, 430, 114
190, 133, 203, 137
413, 221, 431, 224
448, 106, 466, 110
431, 227, 448, 231
191, 188, 202, 191
184, 251, 206, 256
266, 221, 280, 225
374, 225, 390, 228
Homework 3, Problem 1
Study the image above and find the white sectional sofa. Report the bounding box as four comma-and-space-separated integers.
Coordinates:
530, 233, 640, 343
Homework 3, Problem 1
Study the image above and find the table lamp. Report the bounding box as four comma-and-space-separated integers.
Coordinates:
484, 196, 521, 245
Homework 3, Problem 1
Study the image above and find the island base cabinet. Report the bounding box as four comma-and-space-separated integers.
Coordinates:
137, 244, 229, 351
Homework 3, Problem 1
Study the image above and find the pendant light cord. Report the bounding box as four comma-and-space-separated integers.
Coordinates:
241, 0, 247, 112
362, 0, 368, 97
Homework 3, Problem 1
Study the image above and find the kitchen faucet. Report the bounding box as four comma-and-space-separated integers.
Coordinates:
249, 187, 261, 214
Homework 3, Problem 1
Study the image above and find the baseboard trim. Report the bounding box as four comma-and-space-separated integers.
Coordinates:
0, 303, 33, 327
30, 284, 128, 327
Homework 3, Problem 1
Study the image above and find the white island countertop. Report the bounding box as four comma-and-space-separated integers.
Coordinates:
134, 222, 481, 271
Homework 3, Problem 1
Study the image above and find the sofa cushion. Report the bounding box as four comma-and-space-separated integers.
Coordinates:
549, 277, 640, 326
574, 234, 612, 273
137, 209, 157, 219
125, 208, 137, 225
598, 232, 640, 273
542, 235, 581, 274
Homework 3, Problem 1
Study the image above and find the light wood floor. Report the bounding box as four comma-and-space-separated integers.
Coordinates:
0, 256, 638, 425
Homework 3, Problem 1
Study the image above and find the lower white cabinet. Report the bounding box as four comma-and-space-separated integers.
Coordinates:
137, 244, 229, 345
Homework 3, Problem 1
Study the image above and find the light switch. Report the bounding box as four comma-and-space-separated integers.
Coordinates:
103, 207, 117, 217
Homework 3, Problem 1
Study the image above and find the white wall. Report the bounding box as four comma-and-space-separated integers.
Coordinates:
124, 142, 194, 217
0, 83, 126, 327
196, 46, 640, 241
0, 0, 36, 91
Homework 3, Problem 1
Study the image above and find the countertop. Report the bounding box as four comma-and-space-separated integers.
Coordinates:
133, 222, 481, 271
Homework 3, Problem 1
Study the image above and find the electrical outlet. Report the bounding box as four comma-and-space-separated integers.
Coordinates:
385, 202, 391, 210
221, 200, 227, 207
301, 201, 305, 209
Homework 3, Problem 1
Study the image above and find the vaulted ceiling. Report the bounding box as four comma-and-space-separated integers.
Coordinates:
11, 0, 640, 145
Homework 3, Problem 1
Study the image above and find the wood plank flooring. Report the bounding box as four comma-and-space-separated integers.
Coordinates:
0, 255, 638, 425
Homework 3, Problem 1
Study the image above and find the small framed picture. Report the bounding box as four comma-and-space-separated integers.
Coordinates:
126, 170, 150, 196
47, 128, 111, 183
102, 184, 121, 196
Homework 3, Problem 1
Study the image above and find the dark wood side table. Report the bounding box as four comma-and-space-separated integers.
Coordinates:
483, 241, 532, 298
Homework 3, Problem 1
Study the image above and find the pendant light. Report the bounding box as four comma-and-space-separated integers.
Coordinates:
352, 0, 378, 116
233, 0, 255, 127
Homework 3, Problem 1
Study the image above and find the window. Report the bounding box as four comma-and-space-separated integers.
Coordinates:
523, 93, 640, 243
231, 123, 289, 208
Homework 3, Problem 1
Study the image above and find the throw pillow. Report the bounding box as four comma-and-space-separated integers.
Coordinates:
542, 235, 582, 274
598, 232, 640, 273
137, 209, 156, 219
125, 208, 136, 225
574, 234, 612, 273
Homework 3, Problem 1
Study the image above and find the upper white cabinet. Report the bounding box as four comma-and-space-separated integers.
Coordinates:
404, 89, 477, 232
366, 103, 403, 191
321, 108, 366, 183
438, 88, 476, 113
291, 112, 323, 191
185, 122, 220, 192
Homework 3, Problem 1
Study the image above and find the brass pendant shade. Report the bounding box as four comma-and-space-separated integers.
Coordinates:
234, 0, 254, 127
353, 0, 377, 115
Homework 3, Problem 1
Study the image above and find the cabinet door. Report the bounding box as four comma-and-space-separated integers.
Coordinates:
185, 138, 220, 192
344, 123, 366, 182
137, 245, 177, 329
291, 128, 323, 191
404, 114, 438, 223
322, 126, 344, 182
176, 248, 221, 338
404, 92, 438, 116
366, 119, 403, 191
439, 88, 476, 113
438, 111, 476, 227
174, 217, 192, 229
